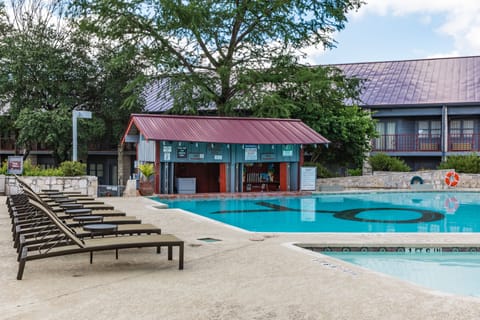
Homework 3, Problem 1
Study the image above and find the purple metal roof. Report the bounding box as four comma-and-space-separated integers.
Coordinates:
123, 114, 329, 145
336, 56, 480, 106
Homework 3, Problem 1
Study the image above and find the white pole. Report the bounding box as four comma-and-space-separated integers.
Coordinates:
72, 111, 78, 161
72, 110, 92, 162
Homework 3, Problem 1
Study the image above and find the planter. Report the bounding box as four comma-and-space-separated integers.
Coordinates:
139, 181, 154, 196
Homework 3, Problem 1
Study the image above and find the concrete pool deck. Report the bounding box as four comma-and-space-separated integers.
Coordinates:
2, 195, 480, 319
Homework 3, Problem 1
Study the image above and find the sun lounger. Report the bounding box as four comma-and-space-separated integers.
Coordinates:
16, 200, 183, 280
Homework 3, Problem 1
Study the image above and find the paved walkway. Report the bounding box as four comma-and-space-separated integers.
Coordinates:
2, 195, 480, 320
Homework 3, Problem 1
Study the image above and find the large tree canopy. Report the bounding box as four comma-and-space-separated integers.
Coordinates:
71, 0, 362, 115
0, 0, 144, 163
250, 57, 377, 168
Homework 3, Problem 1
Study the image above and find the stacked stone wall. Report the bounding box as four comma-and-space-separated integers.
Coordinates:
317, 170, 480, 191
4, 176, 98, 196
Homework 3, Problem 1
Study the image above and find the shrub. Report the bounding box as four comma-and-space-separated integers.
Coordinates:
438, 154, 480, 173
59, 161, 86, 176
347, 168, 362, 176
0, 160, 6, 174
303, 162, 337, 178
368, 153, 411, 172
1, 160, 85, 176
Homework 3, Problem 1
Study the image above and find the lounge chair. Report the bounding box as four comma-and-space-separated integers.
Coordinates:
16, 200, 184, 280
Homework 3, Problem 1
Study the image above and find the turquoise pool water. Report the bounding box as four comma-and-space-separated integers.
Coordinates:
155, 191, 480, 232
324, 252, 480, 297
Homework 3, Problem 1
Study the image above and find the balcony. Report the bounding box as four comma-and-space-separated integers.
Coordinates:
372, 134, 477, 152
0, 138, 16, 151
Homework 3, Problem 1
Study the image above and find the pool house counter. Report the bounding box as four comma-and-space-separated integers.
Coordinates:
121, 114, 328, 195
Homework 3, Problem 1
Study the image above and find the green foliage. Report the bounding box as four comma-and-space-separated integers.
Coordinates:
14, 106, 72, 163
368, 153, 411, 172
71, 0, 362, 115
251, 61, 377, 168
438, 154, 480, 173
303, 162, 337, 178
59, 161, 87, 176
347, 168, 362, 176
0, 160, 7, 175
23, 160, 63, 176
20, 160, 84, 176
138, 163, 155, 180
0, 1, 144, 162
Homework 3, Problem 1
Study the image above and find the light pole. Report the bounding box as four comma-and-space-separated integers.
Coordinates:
72, 110, 92, 161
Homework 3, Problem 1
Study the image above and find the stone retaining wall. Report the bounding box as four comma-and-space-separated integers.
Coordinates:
3, 176, 98, 196
317, 169, 480, 191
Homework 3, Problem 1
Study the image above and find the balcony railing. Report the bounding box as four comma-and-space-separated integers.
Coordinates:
0, 138, 16, 151
372, 134, 478, 152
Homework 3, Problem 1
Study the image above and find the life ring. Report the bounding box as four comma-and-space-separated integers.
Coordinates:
444, 197, 459, 214
444, 171, 460, 187
410, 176, 424, 185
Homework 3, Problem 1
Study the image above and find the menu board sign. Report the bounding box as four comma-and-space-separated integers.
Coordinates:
244, 145, 258, 161
300, 166, 317, 191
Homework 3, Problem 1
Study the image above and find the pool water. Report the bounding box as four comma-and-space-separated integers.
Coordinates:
324, 252, 480, 297
156, 192, 480, 232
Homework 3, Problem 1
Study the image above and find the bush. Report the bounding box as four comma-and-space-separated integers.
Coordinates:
59, 161, 86, 176
368, 153, 411, 172
1, 159, 86, 176
438, 154, 480, 173
0, 160, 6, 175
347, 168, 362, 176
303, 162, 337, 178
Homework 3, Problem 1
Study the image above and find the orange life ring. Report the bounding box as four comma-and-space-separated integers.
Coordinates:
444, 197, 459, 213
444, 171, 460, 187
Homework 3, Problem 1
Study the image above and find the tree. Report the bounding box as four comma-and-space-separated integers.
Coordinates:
250, 57, 377, 168
70, 0, 363, 115
0, 0, 144, 163
0, 0, 96, 161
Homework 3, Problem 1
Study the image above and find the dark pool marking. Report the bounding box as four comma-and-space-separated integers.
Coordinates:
211, 202, 445, 224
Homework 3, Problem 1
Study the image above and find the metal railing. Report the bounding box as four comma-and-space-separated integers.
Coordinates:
372, 134, 478, 152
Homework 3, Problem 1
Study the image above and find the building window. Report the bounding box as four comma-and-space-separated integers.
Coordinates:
450, 119, 474, 150
374, 121, 396, 150
417, 120, 441, 151
89, 163, 104, 184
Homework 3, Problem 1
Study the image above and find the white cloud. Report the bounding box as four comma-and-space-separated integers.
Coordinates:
302, 0, 480, 64
356, 0, 480, 55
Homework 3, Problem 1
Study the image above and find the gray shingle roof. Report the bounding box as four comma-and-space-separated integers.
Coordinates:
143, 56, 480, 112
335, 56, 480, 106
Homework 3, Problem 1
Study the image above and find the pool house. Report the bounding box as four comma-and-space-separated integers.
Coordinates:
121, 114, 328, 194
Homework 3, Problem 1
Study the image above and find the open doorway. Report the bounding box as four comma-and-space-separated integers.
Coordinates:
175, 163, 220, 193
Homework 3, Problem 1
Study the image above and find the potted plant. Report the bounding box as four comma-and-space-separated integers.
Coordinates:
138, 163, 155, 196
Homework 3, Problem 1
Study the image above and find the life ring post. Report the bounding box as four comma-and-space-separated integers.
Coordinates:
444, 171, 460, 187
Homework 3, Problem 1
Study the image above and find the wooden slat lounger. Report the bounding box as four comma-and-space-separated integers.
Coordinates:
17, 223, 163, 252
16, 200, 184, 280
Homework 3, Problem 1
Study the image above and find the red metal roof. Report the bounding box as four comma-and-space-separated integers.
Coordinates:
122, 114, 329, 145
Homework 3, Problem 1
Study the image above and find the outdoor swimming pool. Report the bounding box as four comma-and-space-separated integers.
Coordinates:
323, 252, 480, 297
156, 191, 480, 232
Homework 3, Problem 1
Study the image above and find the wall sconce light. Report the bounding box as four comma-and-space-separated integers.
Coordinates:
195, 142, 198, 147
211, 143, 215, 148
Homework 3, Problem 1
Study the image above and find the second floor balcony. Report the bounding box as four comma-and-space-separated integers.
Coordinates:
372, 134, 478, 153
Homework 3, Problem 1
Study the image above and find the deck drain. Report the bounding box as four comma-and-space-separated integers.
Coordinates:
152, 204, 168, 210
197, 237, 221, 242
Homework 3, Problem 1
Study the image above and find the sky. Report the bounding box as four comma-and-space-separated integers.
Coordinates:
303, 0, 480, 65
